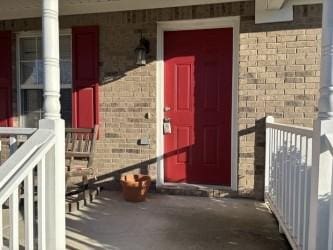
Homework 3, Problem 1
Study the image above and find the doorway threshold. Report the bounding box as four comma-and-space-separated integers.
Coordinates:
157, 183, 238, 198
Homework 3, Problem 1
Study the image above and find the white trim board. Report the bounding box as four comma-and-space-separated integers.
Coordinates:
156, 16, 240, 191
0, 0, 249, 21
0, 0, 322, 22
255, 0, 322, 24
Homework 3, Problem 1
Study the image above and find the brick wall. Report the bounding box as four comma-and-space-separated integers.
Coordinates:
238, 5, 322, 198
0, 1, 322, 199
238, 28, 321, 198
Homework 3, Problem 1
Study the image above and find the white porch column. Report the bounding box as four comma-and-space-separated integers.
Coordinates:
39, 0, 66, 249
308, 0, 333, 249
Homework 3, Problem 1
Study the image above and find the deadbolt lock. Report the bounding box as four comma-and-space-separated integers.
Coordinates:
163, 118, 172, 134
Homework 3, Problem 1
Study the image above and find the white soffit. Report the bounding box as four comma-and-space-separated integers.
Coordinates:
0, 0, 249, 21
255, 0, 322, 24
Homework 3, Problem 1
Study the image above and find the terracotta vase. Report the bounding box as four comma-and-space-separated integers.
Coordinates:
121, 174, 151, 202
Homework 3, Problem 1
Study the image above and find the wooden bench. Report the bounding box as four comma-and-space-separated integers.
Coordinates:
65, 125, 98, 194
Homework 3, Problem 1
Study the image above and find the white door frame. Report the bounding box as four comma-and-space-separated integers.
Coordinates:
156, 16, 240, 191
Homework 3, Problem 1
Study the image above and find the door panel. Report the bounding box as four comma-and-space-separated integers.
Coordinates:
164, 57, 194, 183
164, 28, 233, 186
0, 31, 12, 127
176, 64, 192, 111
203, 127, 219, 165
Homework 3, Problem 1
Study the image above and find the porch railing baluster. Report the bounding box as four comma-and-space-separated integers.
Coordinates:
9, 187, 19, 250
0, 205, 3, 249
281, 130, 285, 220
9, 136, 18, 156
265, 116, 313, 250
302, 137, 311, 250
38, 157, 46, 250
24, 171, 34, 250
286, 132, 291, 227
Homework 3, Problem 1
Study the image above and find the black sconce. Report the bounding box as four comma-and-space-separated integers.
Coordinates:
135, 32, 150, 66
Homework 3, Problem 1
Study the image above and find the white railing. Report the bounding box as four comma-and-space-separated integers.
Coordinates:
0, 128, 56, 249
265, 116, 313, 250
0, 128, 37, 161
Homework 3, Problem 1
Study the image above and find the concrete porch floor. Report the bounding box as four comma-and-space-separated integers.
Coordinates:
66, 191, 290, 250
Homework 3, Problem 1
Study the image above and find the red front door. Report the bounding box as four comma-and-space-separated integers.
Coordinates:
164, 28, 233, 186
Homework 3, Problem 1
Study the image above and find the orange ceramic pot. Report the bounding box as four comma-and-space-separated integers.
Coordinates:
121, 174, 151, 202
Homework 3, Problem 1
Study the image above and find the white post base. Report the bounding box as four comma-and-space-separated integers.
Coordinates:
309, 119, 333, 250
39, 118, 65, 250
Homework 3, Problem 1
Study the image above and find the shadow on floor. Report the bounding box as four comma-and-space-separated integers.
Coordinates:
66, 191, 291, 250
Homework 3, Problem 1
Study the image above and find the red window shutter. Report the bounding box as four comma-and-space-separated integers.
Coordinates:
0, 31, 12, 127
72, 26, 99, 128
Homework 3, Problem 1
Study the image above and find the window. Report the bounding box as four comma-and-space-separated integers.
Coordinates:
18, 32, 72, 128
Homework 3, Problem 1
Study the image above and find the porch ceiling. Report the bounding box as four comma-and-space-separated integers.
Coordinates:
0, 0, 247, 21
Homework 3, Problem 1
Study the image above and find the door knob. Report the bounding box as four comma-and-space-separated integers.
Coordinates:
164, 107, 171, 112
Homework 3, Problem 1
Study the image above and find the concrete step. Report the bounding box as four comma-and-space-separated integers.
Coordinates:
157, 184, 238, 198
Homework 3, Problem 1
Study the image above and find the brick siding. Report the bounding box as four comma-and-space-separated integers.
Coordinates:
0, 1, 322, 199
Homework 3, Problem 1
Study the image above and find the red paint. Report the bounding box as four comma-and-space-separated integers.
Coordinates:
0, 31, 12, 127
72, 26, 99, 128
164, 28, 233, 185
